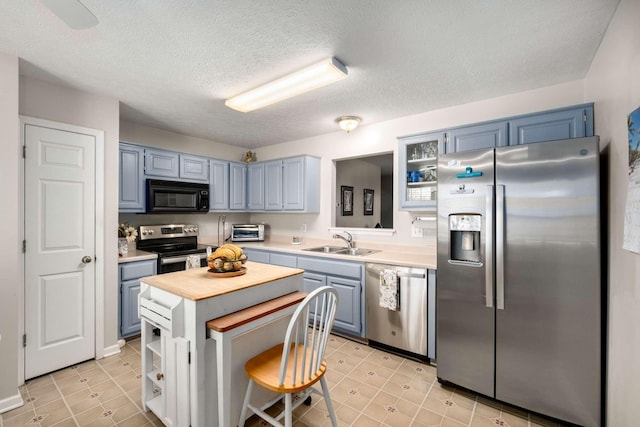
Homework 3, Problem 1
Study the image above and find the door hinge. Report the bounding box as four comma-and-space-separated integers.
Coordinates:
444, 133, 449, 144
23, 334, 26, 347
22, 240, 26, 253
23, 146, 26, 158
188, 351, 191, 364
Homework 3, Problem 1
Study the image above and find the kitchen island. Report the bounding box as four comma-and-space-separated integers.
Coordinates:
139, 261, 304, 427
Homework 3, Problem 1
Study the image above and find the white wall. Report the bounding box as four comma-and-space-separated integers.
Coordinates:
0, 53, 21, 410
254, 80, 586, 246
19, 76, 120, 356
583, 0, 640, 424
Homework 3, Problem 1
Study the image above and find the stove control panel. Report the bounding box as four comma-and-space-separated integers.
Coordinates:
139, 224, 199, 240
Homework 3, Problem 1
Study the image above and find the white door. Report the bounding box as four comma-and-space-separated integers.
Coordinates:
24, 124, 96, 379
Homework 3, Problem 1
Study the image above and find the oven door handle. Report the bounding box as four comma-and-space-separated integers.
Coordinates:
161, 253, 207, 265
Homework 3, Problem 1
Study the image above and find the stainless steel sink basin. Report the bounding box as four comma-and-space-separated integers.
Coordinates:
339, 248, 380, 256
302, 246, 380, 256
303, 245, 348, 253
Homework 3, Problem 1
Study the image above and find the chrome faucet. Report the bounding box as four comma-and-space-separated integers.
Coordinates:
332, 231, 353, 249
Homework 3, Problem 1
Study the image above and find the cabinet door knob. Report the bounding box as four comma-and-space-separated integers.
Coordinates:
82, 256, 93, 264
156, 372, 164, 381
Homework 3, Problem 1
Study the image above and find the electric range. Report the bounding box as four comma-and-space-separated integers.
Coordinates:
136, 224, 216, 274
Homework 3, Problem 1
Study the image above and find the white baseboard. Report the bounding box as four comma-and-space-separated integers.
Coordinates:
0, 392, 24, 414
101, 344, 121, 359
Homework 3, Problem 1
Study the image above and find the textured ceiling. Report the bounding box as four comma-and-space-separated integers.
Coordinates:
0, 0, 620, 148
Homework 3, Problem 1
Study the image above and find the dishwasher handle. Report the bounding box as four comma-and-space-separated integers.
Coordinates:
365, 264, 426, 279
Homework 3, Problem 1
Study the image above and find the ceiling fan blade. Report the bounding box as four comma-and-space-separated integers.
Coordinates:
40, 0, 98, 29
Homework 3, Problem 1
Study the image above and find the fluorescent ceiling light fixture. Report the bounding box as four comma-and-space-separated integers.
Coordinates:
225, 57, 348, 113
336, 116, 361, 133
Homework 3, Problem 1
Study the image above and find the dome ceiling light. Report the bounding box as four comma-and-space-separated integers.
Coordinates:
336, 116, 361, 133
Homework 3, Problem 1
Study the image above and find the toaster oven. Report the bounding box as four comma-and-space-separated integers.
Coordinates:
231, 224, 265, 242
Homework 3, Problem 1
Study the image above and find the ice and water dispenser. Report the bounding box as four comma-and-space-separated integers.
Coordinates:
448, 214, 482, 264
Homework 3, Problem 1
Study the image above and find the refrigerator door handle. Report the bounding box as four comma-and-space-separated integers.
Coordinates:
485, 185, 494, 308
496, 184, 505, 310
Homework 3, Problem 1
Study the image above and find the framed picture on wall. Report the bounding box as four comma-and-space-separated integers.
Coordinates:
341, 185, 353, 216
364, 188, 374, 215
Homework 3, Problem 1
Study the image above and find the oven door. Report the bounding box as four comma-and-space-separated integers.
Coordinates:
146, 179, 209, 213
158, 253, 208, 274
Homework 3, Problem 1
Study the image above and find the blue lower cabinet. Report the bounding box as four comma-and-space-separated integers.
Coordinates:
327, 275, 361, 336
298, 256, 364, 337
242, 248, 270, 264
270, 252, 297, 268
303, 272, 327, 297
119, 259, 157, 338
120, 279, 141, 337
242, 250, 366, 337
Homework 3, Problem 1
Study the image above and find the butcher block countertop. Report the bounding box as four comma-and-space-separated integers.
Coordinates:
139, 260, 303, 301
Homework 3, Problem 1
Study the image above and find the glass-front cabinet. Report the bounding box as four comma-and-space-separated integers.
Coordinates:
398, 132, 443, 210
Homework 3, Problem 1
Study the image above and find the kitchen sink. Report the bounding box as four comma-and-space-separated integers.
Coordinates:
302, 246, 380, 256
303, 245, 348, 253
339, 248, 380, 256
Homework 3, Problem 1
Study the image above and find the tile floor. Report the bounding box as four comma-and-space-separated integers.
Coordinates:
0, 335, 569, 427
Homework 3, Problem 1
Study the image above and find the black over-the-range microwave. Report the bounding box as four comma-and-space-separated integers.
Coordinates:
146, 179, 209, 213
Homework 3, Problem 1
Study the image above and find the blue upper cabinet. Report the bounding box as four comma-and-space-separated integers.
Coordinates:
283, 156, 319, 211
210, 160, 247, 211
247, 162, 265, 210
247, 156, 320, 212
398, 132, 442, 210
179, 153, 209, 182
145, 148, 179, 178
508, 103, 594, 146
145, 148, 209, 182
209, 159, 229, 210
119, 143, 145, 212
229, 162, 247, 210
265, 160, 284, 211
446, 120, 508, 153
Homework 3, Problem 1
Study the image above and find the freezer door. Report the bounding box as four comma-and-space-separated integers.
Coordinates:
495, 137, 601, 426
436, 148, 495, 397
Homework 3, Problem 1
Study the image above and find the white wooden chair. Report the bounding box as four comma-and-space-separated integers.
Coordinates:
238, 286, 339, 427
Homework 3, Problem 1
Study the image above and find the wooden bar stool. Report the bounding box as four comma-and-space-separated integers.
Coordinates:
238, 286, 339, 427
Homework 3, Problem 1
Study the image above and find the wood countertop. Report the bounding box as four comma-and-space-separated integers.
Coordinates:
139, 261, 303, 301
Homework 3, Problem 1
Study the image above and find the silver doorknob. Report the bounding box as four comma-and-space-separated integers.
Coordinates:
82, 256, 93, 264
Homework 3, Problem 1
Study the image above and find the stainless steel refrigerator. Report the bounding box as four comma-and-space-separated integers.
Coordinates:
436, 137, 602, 426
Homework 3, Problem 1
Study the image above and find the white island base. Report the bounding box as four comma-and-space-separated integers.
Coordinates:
139, 261, 304, 427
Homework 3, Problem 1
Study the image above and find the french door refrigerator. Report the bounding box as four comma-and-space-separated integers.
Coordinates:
436, 137, 602, 426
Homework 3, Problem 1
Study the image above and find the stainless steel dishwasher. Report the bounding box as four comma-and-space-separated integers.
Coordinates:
365, 263, 436, 360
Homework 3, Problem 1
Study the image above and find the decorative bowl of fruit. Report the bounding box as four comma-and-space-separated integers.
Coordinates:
206, 243, 248, 277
